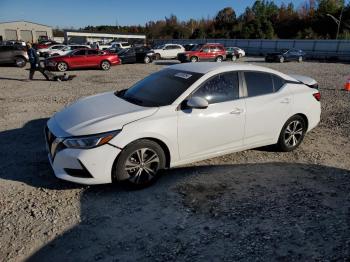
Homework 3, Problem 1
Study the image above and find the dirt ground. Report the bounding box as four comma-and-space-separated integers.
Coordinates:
0, 58, 349, 262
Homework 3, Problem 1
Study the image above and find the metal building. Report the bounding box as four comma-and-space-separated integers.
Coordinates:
64, 30, 146, 45
0, 21, 53, 43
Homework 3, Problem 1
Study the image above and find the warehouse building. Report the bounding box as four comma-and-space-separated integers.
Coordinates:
64, 30, 146, 45
0, 21, 53, 43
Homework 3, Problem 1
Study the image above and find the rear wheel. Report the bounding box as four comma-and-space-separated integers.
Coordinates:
101, 60, 111, 70
144, 56, 151, 64
215, 56, 223, 62
57, 62, 68, 72
190, 56, 198, 62
115, 139, 166, 189
15, 57, 26, 68
277, 115, 306, 152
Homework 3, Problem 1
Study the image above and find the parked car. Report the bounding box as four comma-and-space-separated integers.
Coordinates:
44, 63, 320, 188
183, 43, 199, 51
228, 47, 245, 58
33, 40, 60, 50
45, 48, 121, 71
177, 43, 226, 62
117, 47, 154, 64
110, 42, 131, 50
37, 44, 67, 57
49, 45, 90, 57
152, 44, 185, 60
0, 45, 28, 67
265, 49, 306, 63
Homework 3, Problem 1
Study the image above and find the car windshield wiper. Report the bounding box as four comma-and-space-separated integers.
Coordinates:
123, 96, 144, 106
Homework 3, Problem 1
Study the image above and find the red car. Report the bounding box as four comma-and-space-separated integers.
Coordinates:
45, 49, 121, 71
33, 40, 59, 50
177, 43, 226, 63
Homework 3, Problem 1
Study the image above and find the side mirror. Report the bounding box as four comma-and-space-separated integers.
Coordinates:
186, 96, 208, 109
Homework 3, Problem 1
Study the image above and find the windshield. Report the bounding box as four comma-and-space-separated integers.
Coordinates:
116, 69, 203, 107
191, 44, 203, 51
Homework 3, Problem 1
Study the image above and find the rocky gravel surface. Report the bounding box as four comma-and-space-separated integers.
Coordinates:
0, 58, 349, 261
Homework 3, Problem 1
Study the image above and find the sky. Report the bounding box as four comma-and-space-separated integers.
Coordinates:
0, 0, 309, 29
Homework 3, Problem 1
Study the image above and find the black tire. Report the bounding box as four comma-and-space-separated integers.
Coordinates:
114, 139, 166, 189
155, 53, 161, 60
100, 60, 111, 70
215, 56, 223, 62
15, 56, 26, 68
144, 56, 151, 64
277, 115, 307, 152
190, 56, 198, 62
57, 62, 68, 72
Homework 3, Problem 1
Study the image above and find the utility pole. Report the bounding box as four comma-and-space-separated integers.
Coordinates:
327, 6, 344, 39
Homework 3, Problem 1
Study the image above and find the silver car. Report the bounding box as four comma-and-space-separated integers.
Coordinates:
0, 45, 29, 67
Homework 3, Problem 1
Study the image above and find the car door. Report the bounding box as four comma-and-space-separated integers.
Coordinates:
177, 71, 246, 159
123, 49, 136, 63
199, 46, 211, 61
68, 49, 87, 68
243, 71, 292, 146
85, 49, 101, 66
163, 45, 173, 58
0, 46, 13, 63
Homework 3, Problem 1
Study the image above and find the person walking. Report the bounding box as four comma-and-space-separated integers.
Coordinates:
26, 42, 50, 80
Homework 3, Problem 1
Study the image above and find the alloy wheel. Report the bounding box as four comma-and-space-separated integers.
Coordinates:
57, 62, 67, 72
284, 120, 304, 147
101, 61, 110, 70
124, 148, 160, 185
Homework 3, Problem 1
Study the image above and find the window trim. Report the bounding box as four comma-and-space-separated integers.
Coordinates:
184, 71, 243, 106
241, 70, 288, 98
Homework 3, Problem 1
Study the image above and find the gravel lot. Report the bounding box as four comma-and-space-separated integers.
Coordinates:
0, 58, 349, 261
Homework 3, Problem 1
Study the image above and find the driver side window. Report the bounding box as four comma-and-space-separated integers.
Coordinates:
192, 72, 239, 104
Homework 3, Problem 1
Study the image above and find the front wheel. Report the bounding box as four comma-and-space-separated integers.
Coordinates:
215, 56, 223, 62
277, 115, 306, 152
114, 139, 166, 189
57, 62, 68, 72
190, 56, 198, 62
101, 60, 111, 70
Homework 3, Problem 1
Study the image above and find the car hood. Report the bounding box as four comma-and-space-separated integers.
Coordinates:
48, 92, 158, 137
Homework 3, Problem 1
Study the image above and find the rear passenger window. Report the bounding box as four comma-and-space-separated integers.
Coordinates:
272, 75, 285, 91
192, 72, 239, 104
245, 72, 274, 97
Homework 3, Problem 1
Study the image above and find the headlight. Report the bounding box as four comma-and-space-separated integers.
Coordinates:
63, 130, 120, 149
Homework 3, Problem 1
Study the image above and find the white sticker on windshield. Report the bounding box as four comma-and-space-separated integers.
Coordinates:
175, 72, 192, 79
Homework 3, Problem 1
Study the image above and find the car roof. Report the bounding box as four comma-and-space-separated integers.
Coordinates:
168, 62, 295, 80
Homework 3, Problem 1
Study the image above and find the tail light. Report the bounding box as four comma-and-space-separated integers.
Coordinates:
313, 92, 321, 101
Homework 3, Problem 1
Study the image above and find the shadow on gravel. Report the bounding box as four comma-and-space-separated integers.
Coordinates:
153, 60, 180, 65
1, 119, 350, 261
0, 118, 81, 190
27, 163, 350, 261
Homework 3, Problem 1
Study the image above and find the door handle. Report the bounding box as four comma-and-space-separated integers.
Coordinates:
230, 108, 244, 115
280, 98, 291, 104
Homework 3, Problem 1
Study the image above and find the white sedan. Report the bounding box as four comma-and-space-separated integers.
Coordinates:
45, 63, 321, 187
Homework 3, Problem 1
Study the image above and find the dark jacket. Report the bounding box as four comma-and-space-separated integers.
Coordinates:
27, 48, 39, 64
